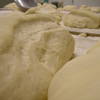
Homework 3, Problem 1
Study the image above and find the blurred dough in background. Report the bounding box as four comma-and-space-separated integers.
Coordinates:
4, 2, 21, 11
26, 3, 57, 14
80, 5, 100, 13
26, 3, 62, 23
62, 9, 100, 28
63, 5, 77, 11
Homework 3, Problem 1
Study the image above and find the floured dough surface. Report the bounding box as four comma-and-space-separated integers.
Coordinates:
48, 42, 100, 100
0, 12, 23, 54
62, 9, 100, 29
0, 12, 74, 100
25, 3, 62, 23
63, 14, 97, 28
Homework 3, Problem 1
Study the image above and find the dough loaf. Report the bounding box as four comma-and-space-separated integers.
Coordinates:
4, 3, 21, 11
0, 12, 74, 100
26, 3, 57, 14
63, 9, 100, 28
63, 5, 77, 11
80, 5, 100, 13
48, 42, 100, 100
26, 3, 61, 23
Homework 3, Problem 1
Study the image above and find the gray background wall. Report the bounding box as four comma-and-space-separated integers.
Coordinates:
74, 0, 100, 6
0, 0, 13, 7
0, 0, 100, 7
50, 0, 100, 6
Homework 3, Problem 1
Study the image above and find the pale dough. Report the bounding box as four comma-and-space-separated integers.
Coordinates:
26, 3, 57, 14
0, 12, 74, 100
90, 7, 100, 13
4, 2, 21, 11
48, 42, 100, 100
80, 5, 100, 13
25, 3, 62, 23
62, 9, 100, 29
87, 42, 100, 54
63, 5, 77, 11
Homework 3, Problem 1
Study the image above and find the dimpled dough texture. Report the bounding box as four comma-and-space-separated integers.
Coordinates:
48, 42, 100, 100
0, 12, 74, 100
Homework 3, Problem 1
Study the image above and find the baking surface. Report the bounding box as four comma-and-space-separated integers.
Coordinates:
73, 35, 100, 56
0, 8, 13, 15
60, 21, 100, 36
